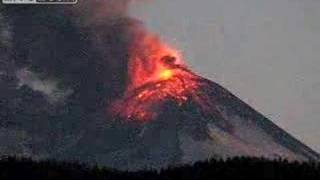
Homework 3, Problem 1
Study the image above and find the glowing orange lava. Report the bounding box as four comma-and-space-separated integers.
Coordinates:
126, 27, 185, 90
159, 69, 173, 80
110, 27, 206, 122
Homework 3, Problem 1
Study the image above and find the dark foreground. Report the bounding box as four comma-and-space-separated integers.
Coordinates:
0, 156, 319, 180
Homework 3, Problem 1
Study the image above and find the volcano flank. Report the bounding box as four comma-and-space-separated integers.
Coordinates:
109, 54, 320, 170
109, 28, 320, 169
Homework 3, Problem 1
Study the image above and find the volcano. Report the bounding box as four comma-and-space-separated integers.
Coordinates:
95, 27, 320, 170
104, 56, 320, 170
1, 2, 319, 172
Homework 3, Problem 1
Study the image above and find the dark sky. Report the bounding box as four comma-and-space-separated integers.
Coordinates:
130, 0, 320, 152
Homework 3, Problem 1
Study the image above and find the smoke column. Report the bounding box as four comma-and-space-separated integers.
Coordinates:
0, 0, 161, 159
5, 0, 146, 109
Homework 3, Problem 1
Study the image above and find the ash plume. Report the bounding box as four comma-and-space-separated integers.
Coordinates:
0, 0, 149, 160
3, 0, 141, 108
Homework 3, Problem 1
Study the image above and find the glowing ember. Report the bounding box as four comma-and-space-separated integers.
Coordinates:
110, 27, 210, 122
111, 72, 201, 122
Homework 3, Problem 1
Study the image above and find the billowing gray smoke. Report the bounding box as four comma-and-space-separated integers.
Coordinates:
0, 0, 143, 162
6, 0, 136, 107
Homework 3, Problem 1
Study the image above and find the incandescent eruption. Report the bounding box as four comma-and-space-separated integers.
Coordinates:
107, 14, 320, 168
1, 0, 319, 171
110, 29, 215, 122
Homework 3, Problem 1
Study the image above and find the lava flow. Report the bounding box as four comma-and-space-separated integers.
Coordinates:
110, 30, 210, 122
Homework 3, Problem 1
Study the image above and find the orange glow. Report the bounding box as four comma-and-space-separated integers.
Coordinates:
126, 26, 184, 89
110, 26, 210, 122
159, 69, 173, 80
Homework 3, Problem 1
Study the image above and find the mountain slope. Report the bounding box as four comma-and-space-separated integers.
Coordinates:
178, 78, 320, 163
99, 70, 320, 170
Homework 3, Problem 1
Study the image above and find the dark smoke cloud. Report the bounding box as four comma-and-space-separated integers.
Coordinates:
70, 0, 131, 21
0, 0, 144, 161
4, 0, 138, 107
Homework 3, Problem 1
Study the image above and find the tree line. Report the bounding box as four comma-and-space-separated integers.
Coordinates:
0, 156, 319, 180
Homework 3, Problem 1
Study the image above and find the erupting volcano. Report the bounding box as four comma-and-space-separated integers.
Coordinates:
2, 0, 318, 171
111, 31, 209, 121
108, 26, 319, 170
111, 28, 232, 125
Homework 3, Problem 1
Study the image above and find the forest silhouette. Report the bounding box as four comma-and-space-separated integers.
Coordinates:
0, 156, 319, 180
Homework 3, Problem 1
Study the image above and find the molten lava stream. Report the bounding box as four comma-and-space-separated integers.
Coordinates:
110, 31, 209, 122
111, 66, 203, 122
